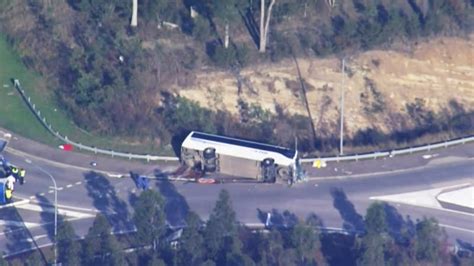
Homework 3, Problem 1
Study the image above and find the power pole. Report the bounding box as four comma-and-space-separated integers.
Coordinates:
339, 58, 345, 155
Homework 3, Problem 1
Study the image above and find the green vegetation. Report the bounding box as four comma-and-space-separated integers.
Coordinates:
0, 0, 473, 154
0, 34, 172, 154
5, 190, 472, 265
0, 35, 58, 145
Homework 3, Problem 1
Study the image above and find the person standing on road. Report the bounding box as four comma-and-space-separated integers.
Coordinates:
6, 174, 15, 191
19, 168, 26, 184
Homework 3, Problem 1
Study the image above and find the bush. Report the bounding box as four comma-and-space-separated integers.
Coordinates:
209, 45, 237, 67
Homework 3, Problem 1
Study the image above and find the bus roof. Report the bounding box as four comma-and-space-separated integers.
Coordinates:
181, 131, 297, 166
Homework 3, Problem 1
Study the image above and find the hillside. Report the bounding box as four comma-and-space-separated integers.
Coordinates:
0, 0, 473, 153
178, 35, 474, 144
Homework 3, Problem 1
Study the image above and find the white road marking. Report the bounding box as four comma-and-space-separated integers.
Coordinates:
75, 181, 82, 185
24, 159, 32, 164
29, 196, 35, 199
39, 193, 45, 196
48, 190, 54, 194
66, 184, 73, 188
0, 199, 30, 209
370, 183, 474, 217
440, 224, 474, 234
14, 203, 94, 219
0, 220, 41, 228
57, 187, 63, 191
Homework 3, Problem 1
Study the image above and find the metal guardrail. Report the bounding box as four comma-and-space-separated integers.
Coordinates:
13, 79, 473, 164
13, 80, 178, 162
300, 136, 474, 163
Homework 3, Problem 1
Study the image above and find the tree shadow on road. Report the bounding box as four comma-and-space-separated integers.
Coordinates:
35, 194, 63, 244
84, 171, 131, 231
330, 187, 365, 233
155, 179, 189, 228
1, 205, 47, 264
256, 208, 300, 229
383, 203, 417, 245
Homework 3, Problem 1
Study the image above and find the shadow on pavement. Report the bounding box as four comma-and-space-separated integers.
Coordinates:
384, 204, 416, 245
84, 171, 130, 231
155, 179, 189, 228
1, 205, 47, 264
330, 187, 365, 233
35, 194, 63, 244
256, 208, 299, 229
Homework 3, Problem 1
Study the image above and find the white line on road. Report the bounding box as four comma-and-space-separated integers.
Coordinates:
0, 199, 30, 209
440, 224, 474, 234
39, 193, 45, 196
66, 184, 73, 188
57, 187, 63, 191
0, 220, 41, 228
48, 190, 54, 194
14, 203, 94, 219
75, 181, 82, 185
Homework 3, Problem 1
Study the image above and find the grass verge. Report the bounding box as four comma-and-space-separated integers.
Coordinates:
0, 35, 174, 156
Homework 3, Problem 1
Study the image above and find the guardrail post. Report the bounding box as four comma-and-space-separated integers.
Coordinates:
37, 111, 41, 116
147, 155, 150, 163
129, 153, 132, 160
444, 141, 448, 148
94, 147, 97, 154
111, 151, 114, 158
428, 144, 431, 151
356, 154, 358, 162
28, 97, 30, 102
79, 143, 82, 150
32, 104, 35, 110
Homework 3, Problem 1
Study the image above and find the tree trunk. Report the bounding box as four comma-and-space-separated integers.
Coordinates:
259, 0, 265, 52
131, 0, 138, 27
259, 0, 276, 53
224, 23, 229, 48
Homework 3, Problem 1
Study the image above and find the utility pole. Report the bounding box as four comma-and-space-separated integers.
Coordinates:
339, 58, 345, 155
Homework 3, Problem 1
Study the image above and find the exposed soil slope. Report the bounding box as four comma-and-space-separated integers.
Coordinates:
177, 35, 473, 139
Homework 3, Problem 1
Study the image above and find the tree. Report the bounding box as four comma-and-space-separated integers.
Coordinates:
177, 212, 205, 266
208, 0, 247, 48
415, 217, 448, 264
204, 190, 241, 264
365, 202, 387, 234
57, 220, 81, 266
259, 0, 276, 52
82, 214, 124, 265
357, 233, 386, 266
289, 223, 325, 265
133, 190, 166, 250
24, 251, 43, 266
357, 202, 388, 266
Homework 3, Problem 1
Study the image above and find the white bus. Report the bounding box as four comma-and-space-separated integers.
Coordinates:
180, 131, 303, 183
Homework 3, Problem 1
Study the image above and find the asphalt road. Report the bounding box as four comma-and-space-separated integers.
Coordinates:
0, 138, 473, 257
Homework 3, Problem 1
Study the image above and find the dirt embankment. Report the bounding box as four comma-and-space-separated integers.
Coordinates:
175, 35, 474, 139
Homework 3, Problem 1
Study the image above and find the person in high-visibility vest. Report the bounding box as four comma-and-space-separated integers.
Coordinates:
5, 189, 12, 203
11, 166, 19, 179
19, 168, 26, 185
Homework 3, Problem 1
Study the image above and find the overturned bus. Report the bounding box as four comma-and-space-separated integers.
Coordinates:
180, 131, 304, 183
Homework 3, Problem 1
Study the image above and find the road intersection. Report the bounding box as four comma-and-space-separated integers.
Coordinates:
0, 128, 473, 257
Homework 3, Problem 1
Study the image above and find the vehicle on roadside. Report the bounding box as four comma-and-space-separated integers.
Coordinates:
180, 131, 305, 184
